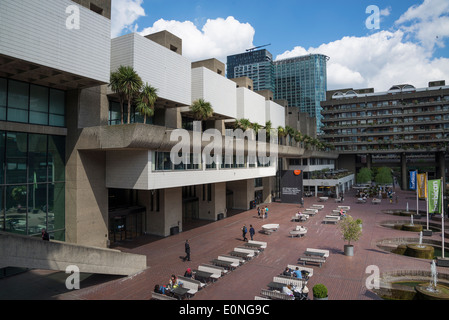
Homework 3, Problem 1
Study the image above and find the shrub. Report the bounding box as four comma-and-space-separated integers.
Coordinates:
313, 284, 328, 298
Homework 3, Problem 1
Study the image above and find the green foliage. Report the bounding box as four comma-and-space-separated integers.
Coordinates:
312, 284, 328, 298
374, 167, 393, 185
338, 215, 362, 246
191, 99, 214, 122
357, 168, 373, 183
136, 83, 158, 123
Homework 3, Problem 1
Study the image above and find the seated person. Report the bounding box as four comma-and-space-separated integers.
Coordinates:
167, 274, 179, 290
184, 268, 193, 278
282, 267, 292, 277
282, 285, 294, 297
154, 284, 166, 295
293, 267, 303, 279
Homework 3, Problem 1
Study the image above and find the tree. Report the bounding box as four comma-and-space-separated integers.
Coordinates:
338, 215, 362, 246
117, 66, 143, 124
374, 167, 393, 185
191, 99, 214, 130
357, 168, 373, 184
136, 83, 158, 124
235, 118, 252, 131
109, 68, 126, 124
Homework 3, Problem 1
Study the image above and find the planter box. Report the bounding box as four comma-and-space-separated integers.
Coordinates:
422, 229, 433, 236
344, 245, 354, 256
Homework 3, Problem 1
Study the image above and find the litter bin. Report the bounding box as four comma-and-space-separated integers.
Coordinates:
217, 213, 224, 221
170, 226, 179, 235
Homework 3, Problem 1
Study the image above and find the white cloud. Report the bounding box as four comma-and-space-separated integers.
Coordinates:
276, 30, 449, 92
395, 0, 449, 50
111, 0, 146, 38
139, 16, 255, 63
380, 7, 392, 17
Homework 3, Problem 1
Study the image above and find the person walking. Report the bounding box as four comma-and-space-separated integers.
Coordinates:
183, 239, 191, 262
242, 224, 248, 242
249, 224, 255, 241
265, 207, 269, 219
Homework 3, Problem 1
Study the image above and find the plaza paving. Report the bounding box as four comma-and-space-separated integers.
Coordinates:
1, 188, 448, 301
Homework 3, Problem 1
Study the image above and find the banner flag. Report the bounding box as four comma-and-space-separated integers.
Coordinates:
409, 171, 417, 190
417, 173, 427, 198
428, 179, 442, 214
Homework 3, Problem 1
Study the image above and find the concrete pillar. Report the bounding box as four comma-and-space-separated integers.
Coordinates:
227, 179, 254, 210
401, 153, 407, 190
198, 183, 226, 221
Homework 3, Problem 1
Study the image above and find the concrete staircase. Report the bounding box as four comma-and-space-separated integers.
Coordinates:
0, 232, 147, 276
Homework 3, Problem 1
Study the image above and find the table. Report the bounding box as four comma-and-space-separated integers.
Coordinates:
193, 270, 214, 283
170, 286, 189, 300
267, 282, 285, 290
304, 251, 325, 258
230, 251, 250, 258
212, 259, 234, 269
262, 224, 279, 234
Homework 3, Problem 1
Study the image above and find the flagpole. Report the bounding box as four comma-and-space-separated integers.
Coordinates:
441, 178, 444, 259
426, 172, 429, 231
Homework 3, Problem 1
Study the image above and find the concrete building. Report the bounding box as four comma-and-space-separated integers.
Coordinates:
320, 82, 449, 190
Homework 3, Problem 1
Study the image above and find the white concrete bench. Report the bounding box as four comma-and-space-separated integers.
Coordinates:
311, 205, 324, 210
236, 246, 259, 256
218, 255, 244, 266
200, 263, 228, 275
178, 275, 205, 289
260, 289, 294, 300
273, 276, 307, 287
338, 206, 350, 210
248, 240, 267, 249
197, 265, 222, 280
254, 296, 271, 300
319, 197, 329, 202
372, 199, 381, 205
176, 276, 200, 296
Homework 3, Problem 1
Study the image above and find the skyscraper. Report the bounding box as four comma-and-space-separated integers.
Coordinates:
226, 50, 328, 133
274, 54, 329, 132
226, 49, 275, 93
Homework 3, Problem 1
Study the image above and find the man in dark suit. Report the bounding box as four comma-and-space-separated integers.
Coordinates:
184, 239, 191, 261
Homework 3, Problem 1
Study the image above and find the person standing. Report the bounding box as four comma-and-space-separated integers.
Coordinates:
249, 225, 255, 241
41, 228, 49, 241
265, 207, 269, 219
183, 239, 191, 262
242, 224, 248, 242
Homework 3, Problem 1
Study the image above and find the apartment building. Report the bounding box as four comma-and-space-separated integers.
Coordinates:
321, 82, 449, 190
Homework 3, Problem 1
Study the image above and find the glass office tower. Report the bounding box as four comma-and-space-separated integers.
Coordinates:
274, 54, 328, 132
227, 49, 275, 93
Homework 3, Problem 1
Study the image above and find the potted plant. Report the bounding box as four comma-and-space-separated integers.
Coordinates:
312, 284, 328, 300
338, 215, 362, 256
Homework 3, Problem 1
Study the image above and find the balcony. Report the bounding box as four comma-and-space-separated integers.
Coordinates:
0, 0, 111, 90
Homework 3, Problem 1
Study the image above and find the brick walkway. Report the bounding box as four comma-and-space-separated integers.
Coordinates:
2, 188, 448, 301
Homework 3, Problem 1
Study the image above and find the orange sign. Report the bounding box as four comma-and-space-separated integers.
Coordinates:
294, 170, 302, 176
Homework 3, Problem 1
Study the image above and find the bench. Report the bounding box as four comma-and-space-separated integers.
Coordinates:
236, 246, 259, 256
254, 296, 271, 300
372, 199, 381, 205
287, 265, 314, 278
319, 197, 329, 202
211, 259, 238, 270
200, 264, 228, 275
260, 289, 295, 300
197, 266, 221, 281
311, 205, 324, 210
305, 208, 318, 214
151, 292, 178, 300
243, 242, 264, 252
338, 206, 350, 210
218, 255, 244, 265
230, 250, 252, 260
291, 214, 308, 222
273, 276, 307, 287
248, 240, 267, 250
323, 218, 338, 224
178, 276, 204, 294
298, 256, 326, 267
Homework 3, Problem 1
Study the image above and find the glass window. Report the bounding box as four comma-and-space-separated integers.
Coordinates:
0, 78, 6, 120
49, 89, 65, 127
7, 80, 29, 123
6, 132, 28, 184
48, 135, 65, 183
30, 85, 49, 125
28, 134, 48, 184
48, 182, 65, 238
27, 183, 47, 235
5, 185, 27, 234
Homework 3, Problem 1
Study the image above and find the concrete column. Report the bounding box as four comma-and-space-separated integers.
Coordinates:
401, 153, 407, 190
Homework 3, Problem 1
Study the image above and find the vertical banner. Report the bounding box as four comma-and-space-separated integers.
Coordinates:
417, 173, 427, 198
428, 179, 442, 214
280, 170, 303, 204
409, 171, 417, 190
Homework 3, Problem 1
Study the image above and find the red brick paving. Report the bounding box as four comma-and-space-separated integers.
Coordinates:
2, 188, 449, 301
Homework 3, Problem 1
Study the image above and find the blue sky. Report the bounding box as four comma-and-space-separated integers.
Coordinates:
111, 0, 449, 91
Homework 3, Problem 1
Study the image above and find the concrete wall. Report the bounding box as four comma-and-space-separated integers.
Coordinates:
0, 0, 111, 83
236, 87, 266, 125
0, 232, 146, 276
227, 179, 254, 210
198, 182, 227, 220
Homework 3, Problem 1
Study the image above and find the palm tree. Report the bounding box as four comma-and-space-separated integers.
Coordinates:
265, 121, 272, 139
136, 83, 158, 124
191, 99, 214, 131
117, 66, 143, 124
235, 118, 252, 131
109, 68, 126, 124
277, 126, 286, 145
